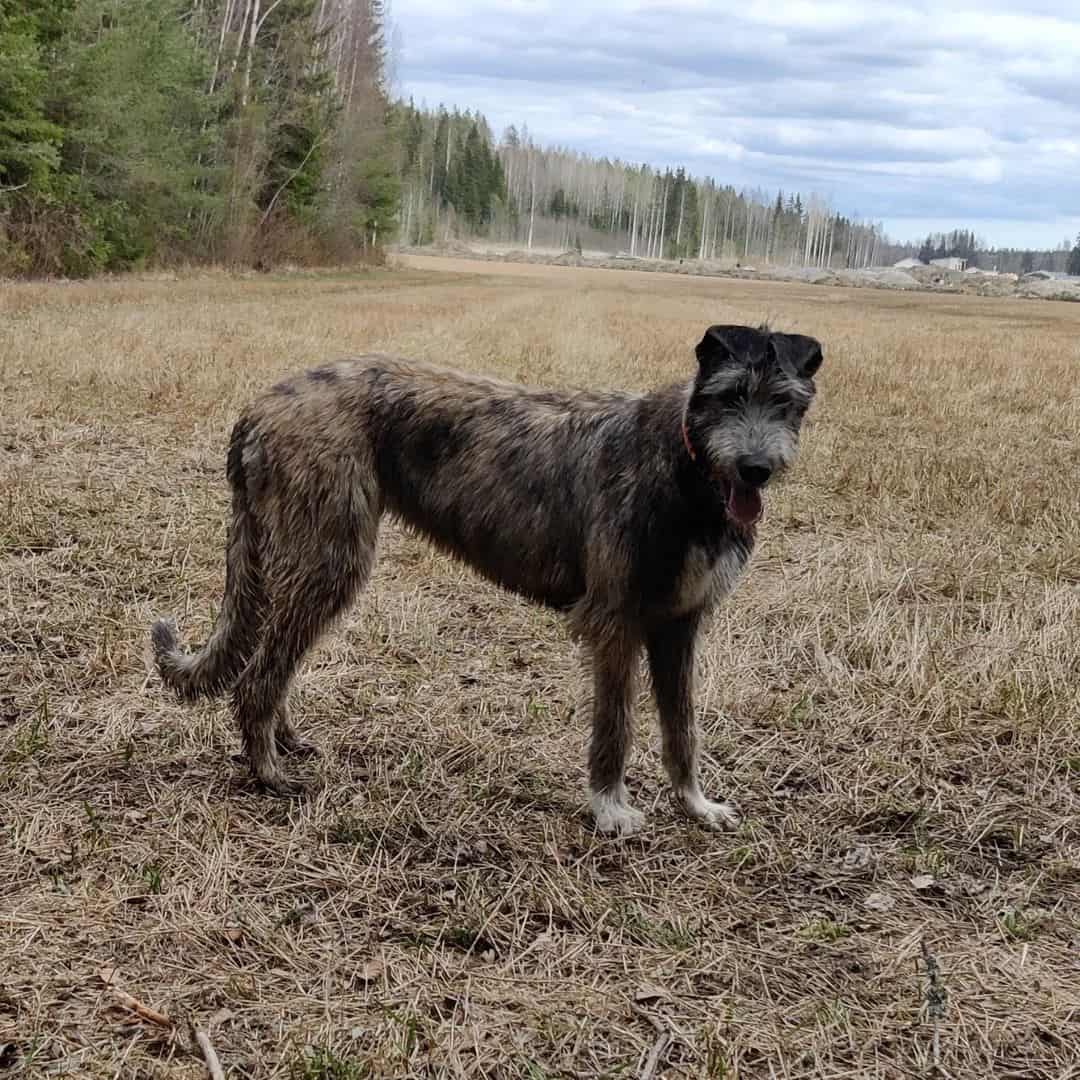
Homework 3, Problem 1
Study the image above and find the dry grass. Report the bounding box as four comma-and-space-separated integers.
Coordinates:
1, 256, 1079, 1079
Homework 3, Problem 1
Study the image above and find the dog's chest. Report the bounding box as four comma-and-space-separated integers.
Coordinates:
669, 543, 750, 615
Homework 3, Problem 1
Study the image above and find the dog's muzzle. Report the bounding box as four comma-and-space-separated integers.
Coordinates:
728, 454, 772, 527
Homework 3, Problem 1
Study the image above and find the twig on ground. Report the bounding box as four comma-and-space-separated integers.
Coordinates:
96, 969, 172, 1028
194, 1027, 226, 1080
921, 940, 947, 1070
638, 1030, 672, 1080
633, 1006, 673, 1080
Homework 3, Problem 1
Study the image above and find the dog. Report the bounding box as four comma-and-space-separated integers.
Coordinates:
152, 324, 823, 835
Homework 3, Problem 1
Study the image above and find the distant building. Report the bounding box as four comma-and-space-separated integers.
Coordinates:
893, 257, 926, 269
930, 256, 968, 271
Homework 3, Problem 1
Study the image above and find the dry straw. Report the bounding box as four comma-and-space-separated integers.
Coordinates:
1, 258, 1078, 1076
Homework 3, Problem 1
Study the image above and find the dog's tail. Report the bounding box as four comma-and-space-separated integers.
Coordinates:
152, 417, 265, 700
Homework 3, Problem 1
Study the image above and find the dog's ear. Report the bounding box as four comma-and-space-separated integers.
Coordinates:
769, 332, 823, 379
695, 325, 761, 375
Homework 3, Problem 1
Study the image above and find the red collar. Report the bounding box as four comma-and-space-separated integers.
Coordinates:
681, 418, 697, 462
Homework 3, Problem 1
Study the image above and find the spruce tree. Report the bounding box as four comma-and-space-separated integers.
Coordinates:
0, 2, 63, 191
1068, 236, 1080, 277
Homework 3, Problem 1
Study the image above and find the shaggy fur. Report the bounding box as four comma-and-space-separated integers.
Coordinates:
152, 324, 823, 834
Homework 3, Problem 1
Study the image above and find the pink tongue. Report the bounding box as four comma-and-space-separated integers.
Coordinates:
728, 485, 763, 526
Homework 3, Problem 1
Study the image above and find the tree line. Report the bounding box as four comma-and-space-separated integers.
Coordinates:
916, 229, 1080, 276
0, 0, 398, 276
394, 102, 901, 268
395, 105, 1080, 274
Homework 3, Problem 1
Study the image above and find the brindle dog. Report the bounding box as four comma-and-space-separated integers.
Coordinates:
153, 324, 823, 835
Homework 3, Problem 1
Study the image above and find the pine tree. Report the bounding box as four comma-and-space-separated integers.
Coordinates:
431, 109, 450, 205
401, 100, 423, 175
0, 2, 64, 191
682, 177, 699, 258
451, 122, 483, 226
51, 0, 218, 267
1068, 235, 1080, 277
256, 0, 338, 224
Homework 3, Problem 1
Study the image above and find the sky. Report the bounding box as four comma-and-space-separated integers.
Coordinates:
388, 0, 1080, 250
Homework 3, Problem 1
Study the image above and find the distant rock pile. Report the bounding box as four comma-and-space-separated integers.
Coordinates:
404, 244, 1080, 303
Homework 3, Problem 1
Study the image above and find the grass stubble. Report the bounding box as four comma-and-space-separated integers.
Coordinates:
1, 256, 1079, 1077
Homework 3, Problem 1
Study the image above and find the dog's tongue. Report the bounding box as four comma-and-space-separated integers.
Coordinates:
727, 484, 763, 526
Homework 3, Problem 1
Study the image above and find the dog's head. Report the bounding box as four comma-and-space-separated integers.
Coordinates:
684, 324, 823, 527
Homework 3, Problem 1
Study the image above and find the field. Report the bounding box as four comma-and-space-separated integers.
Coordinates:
2, 254, 1079, 1079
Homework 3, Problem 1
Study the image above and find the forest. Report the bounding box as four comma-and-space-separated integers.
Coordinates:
0, 0, 397, 275
2, 1, 1076, 277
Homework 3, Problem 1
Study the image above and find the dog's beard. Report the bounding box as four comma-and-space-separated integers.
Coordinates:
703, 425, 794, 528
727, 483, 763, 527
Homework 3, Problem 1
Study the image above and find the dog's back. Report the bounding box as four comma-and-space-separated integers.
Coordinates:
249, 355, 662, 610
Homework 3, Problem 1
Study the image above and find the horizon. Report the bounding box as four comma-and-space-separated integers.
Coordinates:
390, 0, 1080, 252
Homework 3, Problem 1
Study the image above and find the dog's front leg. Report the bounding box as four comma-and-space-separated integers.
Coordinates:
646, 614, 740, 832
586, 629, 646, 836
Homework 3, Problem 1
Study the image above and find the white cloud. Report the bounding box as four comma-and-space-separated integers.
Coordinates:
391, 0, 1080, 246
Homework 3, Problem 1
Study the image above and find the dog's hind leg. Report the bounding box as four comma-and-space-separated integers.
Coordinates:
585, 628, 645, 836
646, 614, 739, 831
232, 477, 380, 796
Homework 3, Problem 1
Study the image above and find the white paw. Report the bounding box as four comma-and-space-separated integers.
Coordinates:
678, 788, 740, 831
591, 789, 646, 836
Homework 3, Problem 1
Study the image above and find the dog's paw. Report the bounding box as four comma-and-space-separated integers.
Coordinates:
275, 732, 320, 759
259, 774, 309, 800
696, 800, 740, 832
591, 790, 646, 836
678, 789, 740, 831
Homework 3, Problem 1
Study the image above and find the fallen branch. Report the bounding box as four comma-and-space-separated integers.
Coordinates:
194, 1028, 226, 1080
96, 969, 172, 1028
109, 987, 172, 1028
638, 1031, 672, 1080
633, 1006, 673, 1080
920, 939, 947, 1070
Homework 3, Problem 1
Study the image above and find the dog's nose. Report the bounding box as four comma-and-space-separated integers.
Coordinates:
736, 455, 772, 488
